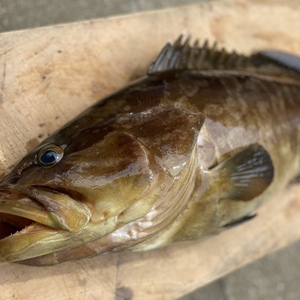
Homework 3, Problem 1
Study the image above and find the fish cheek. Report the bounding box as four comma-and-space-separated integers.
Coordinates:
59, 131, 153, 221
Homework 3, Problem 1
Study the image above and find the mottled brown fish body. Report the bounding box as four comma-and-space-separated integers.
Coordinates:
0, 37, 299, 265
138, 72, 300, 246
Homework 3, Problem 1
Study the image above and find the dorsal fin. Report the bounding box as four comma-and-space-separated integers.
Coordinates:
148, 35, 249, 74
254, 51, 300, 73
148, 35, 300, 79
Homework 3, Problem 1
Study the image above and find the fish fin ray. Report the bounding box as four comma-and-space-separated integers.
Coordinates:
249, 51, 300, 79
148, 34, 251, 75
215, 144, 274, 201
148, 34, 300, 79
255, 51, 300, 74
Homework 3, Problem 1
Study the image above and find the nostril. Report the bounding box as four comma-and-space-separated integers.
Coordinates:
7, 177, 20, 184
1, 174, 21, 185
2, 158, 35, 181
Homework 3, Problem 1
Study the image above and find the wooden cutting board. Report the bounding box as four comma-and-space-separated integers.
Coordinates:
0, 0, 299, 299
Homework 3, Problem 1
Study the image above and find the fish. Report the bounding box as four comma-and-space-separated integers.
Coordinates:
0, 35, 299, 265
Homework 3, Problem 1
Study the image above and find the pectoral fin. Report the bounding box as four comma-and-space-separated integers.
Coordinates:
215, 144, 274, 201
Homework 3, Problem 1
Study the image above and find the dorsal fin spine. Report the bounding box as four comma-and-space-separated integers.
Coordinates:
148, 35, 251, 75
147, 34, 300, 79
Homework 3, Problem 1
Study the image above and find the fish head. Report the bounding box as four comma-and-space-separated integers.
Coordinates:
0, 116, 154, 263
0, 77, 204, 264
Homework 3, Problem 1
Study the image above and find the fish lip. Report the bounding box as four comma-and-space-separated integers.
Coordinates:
0, 184, 86, 241
0, 185, 68, 263
0, 183, 84, 211
0, 185, 90, 264
0, 185, 44, 209
0, 220, 61, 264
0, 186, 60, 241
29, 184, 85, 203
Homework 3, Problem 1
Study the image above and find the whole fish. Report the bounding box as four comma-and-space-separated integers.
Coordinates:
0, 36, 299, 265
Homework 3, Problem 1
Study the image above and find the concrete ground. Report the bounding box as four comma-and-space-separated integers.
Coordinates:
181, 241, 300, 300
1, 1, 299, 299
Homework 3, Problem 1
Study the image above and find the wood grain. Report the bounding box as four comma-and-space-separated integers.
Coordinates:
0, 0, 300, 299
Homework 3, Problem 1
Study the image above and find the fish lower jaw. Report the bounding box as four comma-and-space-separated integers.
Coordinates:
0, 221, 63, 264
0, 189, 67, 263
0, 198, 60, 249
0, 220, 56, 243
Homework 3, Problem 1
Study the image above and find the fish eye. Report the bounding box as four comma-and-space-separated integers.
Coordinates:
37, 145, 64, 168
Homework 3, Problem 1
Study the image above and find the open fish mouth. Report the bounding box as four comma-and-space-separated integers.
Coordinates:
0, 187, 64, 241
0, 212, 38, 240
0, 185, 91, 233
0, 186, 91, 263
0, 191, 57, 237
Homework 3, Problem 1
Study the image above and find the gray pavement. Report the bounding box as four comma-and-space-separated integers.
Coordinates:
0, 1, 299, 299
181, 240, 300, 300
0, 0, 205, 32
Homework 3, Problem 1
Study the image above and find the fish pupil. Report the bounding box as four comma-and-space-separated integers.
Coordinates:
40, 150, 58, 165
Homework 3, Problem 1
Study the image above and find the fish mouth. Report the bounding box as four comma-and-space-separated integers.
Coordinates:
0, 185, 91, 235
0, 188, 54, 239
0, 212, 37, 240
0, 186, 91, 263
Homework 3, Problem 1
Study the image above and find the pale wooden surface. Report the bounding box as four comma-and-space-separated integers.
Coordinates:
0, 0, 300, 299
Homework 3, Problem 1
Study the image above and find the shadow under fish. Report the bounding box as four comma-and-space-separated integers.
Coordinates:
0, 35, 299, 265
